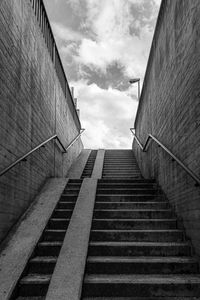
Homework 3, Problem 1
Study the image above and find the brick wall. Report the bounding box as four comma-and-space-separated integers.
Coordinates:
0, 0, 83, 242
133, 0, 200, 256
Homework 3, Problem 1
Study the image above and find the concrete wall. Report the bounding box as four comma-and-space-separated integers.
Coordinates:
0, 0, 83, 242
133, 0, 200, 256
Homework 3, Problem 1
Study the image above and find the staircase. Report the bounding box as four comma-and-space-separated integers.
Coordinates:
81, 150, 97, 178
13, 179, 82, 299
102, 149, 141, 179
81, 150, 200, 299
8, 149, 200, 299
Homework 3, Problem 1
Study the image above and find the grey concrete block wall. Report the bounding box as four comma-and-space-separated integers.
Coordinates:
0, 1, 83, 243
133, 0, 200, 256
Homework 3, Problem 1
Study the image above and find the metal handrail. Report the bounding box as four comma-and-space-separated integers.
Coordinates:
0, 129, 85, 177
130, 128, 200, 186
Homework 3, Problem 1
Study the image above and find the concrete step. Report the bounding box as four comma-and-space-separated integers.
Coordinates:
93, 209, 174, 219
83, 298, 200, 300
83, 274, 200, 297
90, 229, 184, 242
43, 229, 66, 241
92, 219, 177, 230
96, 195, 165, 202
97, 188, 158, 194
28, 256, 57, 274
48, 218, 70, 229
94, 201, 169, 209
86, 256, 199, 274
88, 241, 191, 257
18, 275, 51, 297
98, 183, 157, 188
56, 201, 76, 209
36, 242, 62, 256
102, 174, 141, 180
60, 195, 78, 202
98, 179, 155, 183
52, 209, 73, 218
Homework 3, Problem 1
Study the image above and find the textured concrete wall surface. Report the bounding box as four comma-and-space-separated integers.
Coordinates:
133, 0, 200, 256
0, 0, 83, 243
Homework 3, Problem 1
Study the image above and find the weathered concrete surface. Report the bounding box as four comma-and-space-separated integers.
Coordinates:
133, 0, 200, 256
67, 149, 91, 178
0, 0, 83, 243
46, 178, 97, 300
0, 178, 68, 300
92, 149, 105, 179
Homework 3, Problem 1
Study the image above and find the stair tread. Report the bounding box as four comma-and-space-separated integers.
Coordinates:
84, 274, 200, 284
30, 256, 57, 263
93, 218, 176, 221
94, 209, 172, 212
83, 296, 200, 300
87, 256, 197, 263
92, 229, 182, 232
90, 241, 190, 246
20, 274, 51, 284
38, 241, 62, 246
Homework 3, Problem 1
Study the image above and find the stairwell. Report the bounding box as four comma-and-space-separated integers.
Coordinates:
3, 149, 200, 299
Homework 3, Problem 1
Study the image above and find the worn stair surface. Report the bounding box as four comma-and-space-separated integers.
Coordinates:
81, 150, 200, 299
13, 179, 82, 299
81, 150, 97, 178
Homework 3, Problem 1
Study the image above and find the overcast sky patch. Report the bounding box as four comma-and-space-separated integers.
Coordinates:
44, 0, 161, 149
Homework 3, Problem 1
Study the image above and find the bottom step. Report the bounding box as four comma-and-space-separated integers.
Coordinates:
83, 274, 200, 297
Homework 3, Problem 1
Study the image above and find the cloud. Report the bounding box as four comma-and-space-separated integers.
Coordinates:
52, 22, 83, 42
71, 80, 138, 148
76, 0, 157, 78
44, 0, 161, 148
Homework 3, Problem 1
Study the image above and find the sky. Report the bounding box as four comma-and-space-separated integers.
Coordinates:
44, 0, 161, 149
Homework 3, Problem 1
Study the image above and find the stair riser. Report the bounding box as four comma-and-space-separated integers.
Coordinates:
36, 245, 61, 256
62, 191, 80, 195
98, 184, 156, 189
43, 231, 65, 242
18, 284, 49, 297
86, 262, 198, 274
82, 283, 200, 297
28, 262, 56, 274
60, 195, 78, 202
93, 211, 174, 219
52, 210, 73, 218
97, 189, 158, 195
98, 180, 155, 183
57, 202, 75, 209
88, 245, 191, 257
90, 231, 183, 242
92, 220, 177, 230
95, 202, 169, 209
48, 220, 70, 229
96, 195, 164, 202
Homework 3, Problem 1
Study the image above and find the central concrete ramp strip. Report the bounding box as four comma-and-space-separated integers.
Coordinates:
92, 149, 105, 179
46, 178, 97, 300
67, 149, 91, 178
0, 178, 68, 300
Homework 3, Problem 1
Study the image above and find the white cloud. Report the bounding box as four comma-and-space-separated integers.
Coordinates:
71, 80, 138, 148
76, 0, 156, 78
52, 22, 83, 41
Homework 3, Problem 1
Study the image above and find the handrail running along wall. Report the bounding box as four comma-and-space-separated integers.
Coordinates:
0, 129, 85, 177
130, 128, 200, 186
